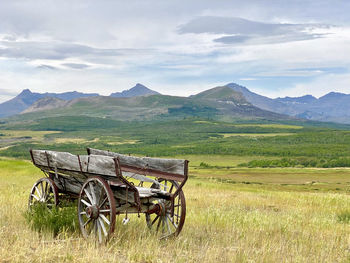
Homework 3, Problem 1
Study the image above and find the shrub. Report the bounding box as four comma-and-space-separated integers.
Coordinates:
337, 211, 350, 224
199, 162, 211, 168
24, 201, 78, 236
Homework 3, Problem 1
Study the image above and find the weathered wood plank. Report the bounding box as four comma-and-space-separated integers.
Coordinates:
32, 150, 118, 177
51, 175, 83, 195
87, 148, 187, 176
32, 149, 187, 180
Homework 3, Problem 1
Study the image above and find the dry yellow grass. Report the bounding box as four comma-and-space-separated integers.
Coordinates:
1, 158, 350, 262
107, 140, 139, 145
232, 124, 303, 129
54, 138, 86, 144
0, 130, 60, 140
221, 133, 294, 138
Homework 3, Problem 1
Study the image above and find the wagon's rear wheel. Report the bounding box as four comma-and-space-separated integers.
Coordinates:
78, 176, 116, 243
28, 177, 58, 209
146, 179, 186, 239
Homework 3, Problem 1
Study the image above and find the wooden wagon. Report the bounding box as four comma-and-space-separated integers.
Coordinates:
28, 148, 188, 243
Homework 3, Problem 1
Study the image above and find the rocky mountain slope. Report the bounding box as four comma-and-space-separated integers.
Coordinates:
0, 89, 99, 118
22, 97, 68, 114
227, 83, 350, 124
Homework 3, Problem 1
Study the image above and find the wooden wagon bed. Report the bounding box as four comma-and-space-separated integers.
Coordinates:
28, 148, 188, 242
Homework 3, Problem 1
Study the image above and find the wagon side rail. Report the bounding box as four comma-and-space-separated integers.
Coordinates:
87, 147, 189, 197
30, 149, 127, 194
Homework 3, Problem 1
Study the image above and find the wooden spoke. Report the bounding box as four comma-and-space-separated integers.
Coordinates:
78, 176, 116, 244
164, 180, 167, 191
83, 218, 92, 228
89, 182, 97, 205
40, 182, 44, 198
167, 215, 178, 228
44, 181, 48, 199
156, 216, 161, 231
84, 189, 93, 205
34, 186, 41, 199
164, 217, 171, 234
80, 199, 91, 207
99, 214, 110, 225
98, 218, 108, 236
151, 215, 159, 226
97, 220, 102, 243
31, 194, 40, 201
98, 196, 108, 209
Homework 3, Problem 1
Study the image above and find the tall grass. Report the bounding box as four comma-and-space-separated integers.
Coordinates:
24, 202, 78, 236
1, 158, 350, 262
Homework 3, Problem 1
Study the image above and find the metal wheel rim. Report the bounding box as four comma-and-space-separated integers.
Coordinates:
78, 176, 116, 244
28, 177, 58, 209
146, 179, 186, 239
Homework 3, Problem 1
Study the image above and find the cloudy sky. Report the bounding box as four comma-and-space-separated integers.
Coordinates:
0, 0, 350, 103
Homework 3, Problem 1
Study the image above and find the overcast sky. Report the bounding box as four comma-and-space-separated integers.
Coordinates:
0, 0, 350, 103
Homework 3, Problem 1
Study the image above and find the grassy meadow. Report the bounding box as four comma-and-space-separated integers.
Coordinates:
1, 157, 350, 262
1, 118, 350, 262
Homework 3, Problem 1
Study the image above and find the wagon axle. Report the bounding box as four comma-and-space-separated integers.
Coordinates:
145, 203, 162, 215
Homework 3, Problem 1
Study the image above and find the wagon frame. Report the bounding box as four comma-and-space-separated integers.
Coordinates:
28, 148, 188, 243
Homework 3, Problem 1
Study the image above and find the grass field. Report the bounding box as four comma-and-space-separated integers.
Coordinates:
1, 157, 350, 262
2, 118, 350, 168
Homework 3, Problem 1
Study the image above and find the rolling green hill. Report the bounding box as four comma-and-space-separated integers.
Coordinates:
191, 85, 247, 102
3, 86, 289, 124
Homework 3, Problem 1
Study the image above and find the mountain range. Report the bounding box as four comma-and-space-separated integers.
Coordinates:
1, 84, 286, 122
227, 83, 350, 124
1, 82, 350, 124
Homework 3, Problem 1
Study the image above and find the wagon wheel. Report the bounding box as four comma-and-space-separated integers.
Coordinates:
78, 176, 116, 243
146, 179, 186, 239
28, 177, 58, 209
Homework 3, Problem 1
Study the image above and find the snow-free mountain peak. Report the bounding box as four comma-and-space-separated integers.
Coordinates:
192, 85, 248, 104
110, 83, 160, 98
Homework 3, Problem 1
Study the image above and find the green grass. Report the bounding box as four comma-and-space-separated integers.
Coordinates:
1, 118, 350, 159
25, 202, 78, 236
337, 210, 350, 224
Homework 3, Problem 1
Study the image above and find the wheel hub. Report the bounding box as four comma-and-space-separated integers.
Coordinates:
86, 205, 99, 219
157, 201, 167, 216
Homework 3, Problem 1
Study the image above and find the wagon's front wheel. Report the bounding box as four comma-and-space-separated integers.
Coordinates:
146, 179, 186, 239
28, 177, 58, 209
78, 176, 116, 243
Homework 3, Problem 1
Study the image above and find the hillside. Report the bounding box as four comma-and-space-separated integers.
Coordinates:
0, 86, 290, 124
227, 83, 350, 124
191, 86, 247, 103
0, 84, 160, 118
22, 97, 68, 113
0, 89, 99, 118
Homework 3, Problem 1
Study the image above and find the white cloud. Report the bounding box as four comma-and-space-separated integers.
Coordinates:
287, 73, 350, 98
0, 1, 349, 103
179, 16, 331, 45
